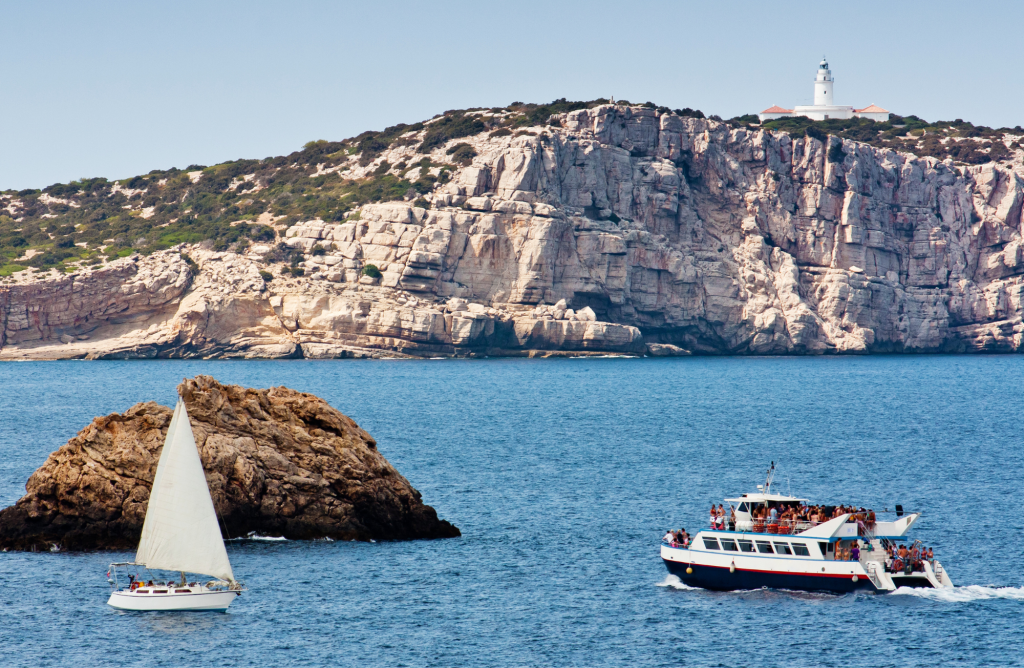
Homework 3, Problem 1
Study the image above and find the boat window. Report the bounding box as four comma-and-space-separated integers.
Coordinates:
755, 541, 774, 554
737, 540, 755, 553
819, 542, 829, 555
136, 590, 149, 594
720, 539, 738, 551
737, 502, 749, 513
702, 537, 720, 550
152, 590, 168, 594
175, 589, 191, 593
773, 543, 793, 555
791, 543, 810, 556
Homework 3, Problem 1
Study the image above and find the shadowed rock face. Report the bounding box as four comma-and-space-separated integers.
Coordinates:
0, 375, 459, 550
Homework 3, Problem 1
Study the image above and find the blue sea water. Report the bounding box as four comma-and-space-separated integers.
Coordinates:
0, 356, 1022, 667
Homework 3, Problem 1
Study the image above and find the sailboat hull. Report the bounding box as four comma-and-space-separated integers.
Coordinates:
108, 589, 240, 612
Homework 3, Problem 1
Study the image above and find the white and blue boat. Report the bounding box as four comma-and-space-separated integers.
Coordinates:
661, 465, 954, 593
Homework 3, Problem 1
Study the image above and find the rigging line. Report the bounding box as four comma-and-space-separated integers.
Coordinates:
214, 494, 232, 541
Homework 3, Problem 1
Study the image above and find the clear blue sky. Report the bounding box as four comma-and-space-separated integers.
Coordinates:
2, 0, 1021, 190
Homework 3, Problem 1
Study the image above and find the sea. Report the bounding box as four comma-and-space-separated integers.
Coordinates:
0, 356, 1022, 667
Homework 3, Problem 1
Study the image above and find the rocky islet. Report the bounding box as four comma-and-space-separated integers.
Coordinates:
0, 375, 460, 551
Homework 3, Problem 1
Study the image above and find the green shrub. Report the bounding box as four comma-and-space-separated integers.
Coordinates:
674, 108, 705, 119
311, 244, 326, 256
259, 270, 273, 282
827, 142, 846, 163
412, 197, 430, 209
490, 128, 512, 138
1, 235, 28, 248
446, 143, 477, 166
179, 252, 199, 274
805, 126, 827, 143
413, 174, 438, 192
418, 113, 487, 153
361, 263, 382, 279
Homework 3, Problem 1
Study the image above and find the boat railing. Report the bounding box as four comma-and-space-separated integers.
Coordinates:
734, 516, 880, 536
741, 518, 821, 534
661, 539, 691, 549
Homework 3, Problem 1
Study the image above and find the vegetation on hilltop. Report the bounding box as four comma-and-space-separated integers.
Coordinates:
747, 114, 1023, 165
1, 97, 1020, 278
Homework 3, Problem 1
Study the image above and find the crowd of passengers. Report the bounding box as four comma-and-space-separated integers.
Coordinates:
125, 575, 198, 590
886, 543, 935, 574
703, 503, 878, 532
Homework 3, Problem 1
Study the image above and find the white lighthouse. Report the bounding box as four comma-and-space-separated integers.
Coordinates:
757, 57, 889, 123
813, 57, 834, 106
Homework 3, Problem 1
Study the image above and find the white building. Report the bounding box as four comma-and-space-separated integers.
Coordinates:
758, 58, 889, 123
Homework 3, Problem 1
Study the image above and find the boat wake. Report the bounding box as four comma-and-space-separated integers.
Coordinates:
656, 574, 699, 590
892, 585, 1024, 602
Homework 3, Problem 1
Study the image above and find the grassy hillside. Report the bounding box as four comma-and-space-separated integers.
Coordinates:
1, 98, 1020, 279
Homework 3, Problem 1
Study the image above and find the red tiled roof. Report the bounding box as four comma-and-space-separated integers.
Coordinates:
760, 105, 793, 114
855, 104, 888, 113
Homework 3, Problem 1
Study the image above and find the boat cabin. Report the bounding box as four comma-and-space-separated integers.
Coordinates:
726, 492, 809, 532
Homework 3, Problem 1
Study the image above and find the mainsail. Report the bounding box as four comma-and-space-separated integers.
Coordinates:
135, 399, 235, 582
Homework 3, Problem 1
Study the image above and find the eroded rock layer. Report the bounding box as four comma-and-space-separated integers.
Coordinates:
3, 104, 1024, 358
0, 375, 459, 550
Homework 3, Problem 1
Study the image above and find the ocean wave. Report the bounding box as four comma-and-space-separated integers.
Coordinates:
891, 585, 1024, 602
240, 533, 288, 541
656, 574, 699, 590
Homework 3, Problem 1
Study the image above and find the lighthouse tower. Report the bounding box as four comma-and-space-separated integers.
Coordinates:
757, 58, 889, 122
813, 57, 834, 106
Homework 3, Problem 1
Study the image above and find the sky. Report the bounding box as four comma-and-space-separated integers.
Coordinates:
2, 0, 1022, 191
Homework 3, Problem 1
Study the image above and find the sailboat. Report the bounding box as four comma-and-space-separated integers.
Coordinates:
107, 398, 243, 612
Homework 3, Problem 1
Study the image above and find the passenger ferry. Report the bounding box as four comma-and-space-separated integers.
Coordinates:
661, 465, 954, 593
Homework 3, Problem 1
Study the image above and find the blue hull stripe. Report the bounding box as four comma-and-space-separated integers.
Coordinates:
664, 559, 878, 593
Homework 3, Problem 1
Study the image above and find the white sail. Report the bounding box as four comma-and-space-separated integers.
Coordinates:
135, 400, 235, 582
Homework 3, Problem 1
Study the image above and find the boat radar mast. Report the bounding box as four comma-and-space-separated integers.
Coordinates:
763, 461, 776, 496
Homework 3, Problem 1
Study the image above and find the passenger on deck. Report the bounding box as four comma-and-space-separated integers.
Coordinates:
927, 547, 934, 562
768, 506, 778, 524
729, 506, 737, 531
710, 504, 717, 529
897, 545, 909, 572
851, 541, 860, 562
910, 544, 922, 571
716, 505, 725, 530
663, 530, 674, 543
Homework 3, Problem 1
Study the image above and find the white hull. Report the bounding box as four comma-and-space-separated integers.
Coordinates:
108, 588, 240, 612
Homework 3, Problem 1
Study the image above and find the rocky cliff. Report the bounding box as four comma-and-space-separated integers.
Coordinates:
0, 375, 460, 550
3, 103, 1024, 358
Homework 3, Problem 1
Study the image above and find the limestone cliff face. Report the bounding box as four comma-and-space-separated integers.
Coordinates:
3, 104, 1024, 358
0, 375, 460, 550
